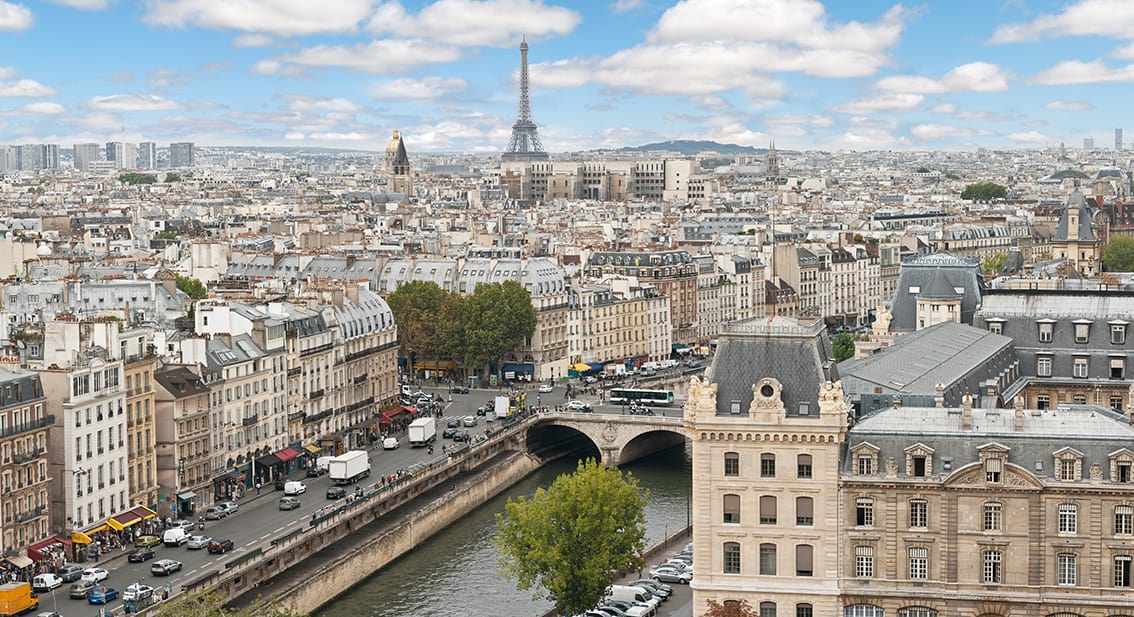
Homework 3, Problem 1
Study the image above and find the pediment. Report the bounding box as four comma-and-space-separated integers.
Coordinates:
943, 462, 1043, 490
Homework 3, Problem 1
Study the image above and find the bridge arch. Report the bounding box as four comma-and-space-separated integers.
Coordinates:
524, 413, 688, 466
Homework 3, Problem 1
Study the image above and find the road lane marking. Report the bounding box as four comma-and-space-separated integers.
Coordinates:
287, 520, 297, 526
273, 526, 285, 533
259, 534, 270, 540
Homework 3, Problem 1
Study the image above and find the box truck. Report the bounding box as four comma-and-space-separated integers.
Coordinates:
0, 582, 38, 617
407, 417, 436, 446
494, 395, 510, 420
328, 450, 371, 485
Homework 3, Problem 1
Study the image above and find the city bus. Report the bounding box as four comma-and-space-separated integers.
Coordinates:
609, 388, 675, 406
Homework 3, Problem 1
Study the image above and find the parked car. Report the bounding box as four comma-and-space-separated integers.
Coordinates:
326, 486, 346, 499
133, 534, 160, 548
462, 415, 477, 427
476, 402, 492, 416
279, 496, 301, 510
306, 465, 327, 478
58, 565, 85, 583
69, 580, 96, 599
127, 547, 155, 562
283, 481, 306, 495
80, 568, 108, 584
685, 360, 701, 368
451, 431, 471, 442
538, 383, 553, 393
31, 573, 63, 592
446, 417, 461, 428
628, 579, 670, 598
186, 535, 211, 550
566, 400, 592, 412
122, 583, 153, 602
649, 566, 692, 584
87, 586, 119, 604
204, 505, 227, 520
218, 501, 239, 515
583, 375, 599, 384
173, 519, 195, 530
382, 436, 399, 450
150, 559, 182, 576
449, 385, 469, 394
207, 538, 234, 554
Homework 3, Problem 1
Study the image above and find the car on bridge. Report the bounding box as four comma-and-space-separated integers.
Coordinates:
326, 486, 346, 499
127, 547, 155, 562
87, 586, 118, 604
446, 417, 461, 428
122, 583, 153, 602
207, 538, 234, 554
186, 535, 211, 550
462, 415, 477, 427
279, 496, 301, 510
566, 400, 592, 412
442, 427, 458, 439
150, 559, 182, 576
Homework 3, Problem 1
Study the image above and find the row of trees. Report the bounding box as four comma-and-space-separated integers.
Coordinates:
386, 280, 537, 377
960, 182, 1007, 201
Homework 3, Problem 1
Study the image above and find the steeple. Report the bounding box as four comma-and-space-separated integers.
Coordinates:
502, 37, 549, 162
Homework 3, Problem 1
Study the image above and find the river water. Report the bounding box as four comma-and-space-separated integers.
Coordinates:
316, 444, 693, 617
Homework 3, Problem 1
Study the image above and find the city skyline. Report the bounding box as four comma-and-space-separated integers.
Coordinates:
0, 0, 1133, 153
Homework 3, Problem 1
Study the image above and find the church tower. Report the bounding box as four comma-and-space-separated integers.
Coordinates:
385, 129, 412, 196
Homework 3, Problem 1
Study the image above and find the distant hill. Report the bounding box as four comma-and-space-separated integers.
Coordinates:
613, 140, 767, 155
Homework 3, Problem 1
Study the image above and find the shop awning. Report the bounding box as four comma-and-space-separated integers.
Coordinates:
107, 505, 157, 531
27, 536, 72, 561
587, 362, 605, 371
501, 363, 533, 374
3, 555, 32, 569
71, 532, 93, 544
568, 363, 591, 372
275, 447, 299, 463
176, 491, 196, 502
255, 454, 282, 468
412, 360, 456, 371
304, 444, 321, 454
224, 470, 246, 482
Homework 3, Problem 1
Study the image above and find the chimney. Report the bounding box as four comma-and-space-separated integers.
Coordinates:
934, 383, 945, 408
1014, 393, 1024, 430
892, 396, 901, 409
962, 392, 973, 429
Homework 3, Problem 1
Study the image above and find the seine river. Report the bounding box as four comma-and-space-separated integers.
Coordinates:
316, 445, 692, 617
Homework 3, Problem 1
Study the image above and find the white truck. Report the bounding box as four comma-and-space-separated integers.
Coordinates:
407, 417, 436, 447
328, 450, 371, 485
494, 395, 510, 420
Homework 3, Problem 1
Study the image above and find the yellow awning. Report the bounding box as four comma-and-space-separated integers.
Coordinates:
304, 444, 321, 454
71, 532, 93, 544
107, 505, 158, 531
569, 363, 590, 372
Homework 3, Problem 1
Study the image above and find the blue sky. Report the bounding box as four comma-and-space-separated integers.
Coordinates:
0, 0, 1133, 152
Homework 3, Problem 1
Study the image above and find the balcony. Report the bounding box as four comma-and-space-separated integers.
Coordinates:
287, 367, 302, 377
242, 415, 258, 427
12, 448, 44, 464
353, 373, 368, 384
15, 506, 45, 523
309, 389, 325, 401
0, 415, 54, 439
302, 409, 333, 424
299, 342, 334, 358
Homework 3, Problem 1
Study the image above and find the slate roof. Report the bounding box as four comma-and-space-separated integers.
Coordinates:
1053, 190, 1097, 242
888, 252, 984, 332
709, 316, 837, 418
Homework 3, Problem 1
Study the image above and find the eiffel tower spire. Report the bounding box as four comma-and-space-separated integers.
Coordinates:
503, 37, 549, 162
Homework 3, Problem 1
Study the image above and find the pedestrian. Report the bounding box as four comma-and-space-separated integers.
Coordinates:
255, 482, 261, 495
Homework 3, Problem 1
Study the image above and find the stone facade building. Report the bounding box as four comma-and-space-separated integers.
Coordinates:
0, 368, 50, 556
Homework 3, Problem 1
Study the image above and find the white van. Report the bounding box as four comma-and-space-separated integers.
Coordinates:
283, 480, 306, 495
606, 585, 660, 612
162, 527, 190, 547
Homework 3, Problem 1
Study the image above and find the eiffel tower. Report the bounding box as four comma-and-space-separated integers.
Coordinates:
502, 38, 549, 162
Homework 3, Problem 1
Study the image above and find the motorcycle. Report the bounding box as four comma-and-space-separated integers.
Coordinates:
197, 520, 205, 530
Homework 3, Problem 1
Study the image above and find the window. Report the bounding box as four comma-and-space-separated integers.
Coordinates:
1072, 357, 1088, 378
759, 602, 776, 617
1116, 506, 1134, 535
1116, 555, 1133, 587
988, 321, 1002, 335
1037, 356, 1052, 377
856, 498, 874, 526
795, 544, 813, 576
984, 502, 1002, 531
1057, 553, 1077, 585
1058, 503, 1078, 534
909, 547, 928, 580
761, 453, 776, 477
1119, 461, 1133, 483
909, 499, 928, 529
855, 546, 874, 577
760, 495, 777, 524
1113, 323, 1127, 344
1059, 459, 1077, 481
857, 455, 874, 475
983, 550, 1002, 583
845, 607, 883, 617
1111, 357, 1127, 380
759, 543, 777, 575
985, 458, 1002, 483
723, 542, 740, 574
1112, 396, 1124, 411
724, 452, 739, 477
1037, 395, 1050, 410
796, 496, 813, 526
723, 494, 740, 524
911, 455, 927, 477
897, 609, 937, 617
1039, 322, 1053, 343
796, 605, 813, 617
797, 454, 812, 479
1074, 322, 1090, 343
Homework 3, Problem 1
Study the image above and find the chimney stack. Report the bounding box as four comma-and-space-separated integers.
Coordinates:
934, 383, 945, 408
1014, 393, 1024, 430
962, 392, 973, 429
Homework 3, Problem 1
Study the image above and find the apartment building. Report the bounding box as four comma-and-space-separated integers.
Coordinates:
585, 250, 698, 346
0, 368, 50, 556
121, 327, 158, 512
153, 364, 214, 519
567, 284, 650, 370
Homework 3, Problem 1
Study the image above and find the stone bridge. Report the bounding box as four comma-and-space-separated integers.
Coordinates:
520, 411, 688, 465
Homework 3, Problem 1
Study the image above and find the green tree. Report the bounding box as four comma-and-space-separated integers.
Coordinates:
386, 280, 450, 360
960, 182, 1007, 201
982, 252, 1007, 276
153, 590, 304, 617
120, 172, 157, 185
175, 274, 208, 299
702, 599, 757, 617
1103, 235, 1134, 271
165, 172, 182, 182
832, 332, 861, 363
496, 458, 648, 616
458, 281, 537, 375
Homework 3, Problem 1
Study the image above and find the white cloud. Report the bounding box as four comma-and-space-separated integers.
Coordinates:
272, 39, 463, 74
282, 95, 363, 112
1007, 131, 1053, 144
954, 110, 1010, 121
17, 101, 66, 114
610, 0, 641, 13
233, 33, 276, 48
374, 76, 468, 100
874, 62, 1009, 93
0, 67, 15, 80
44, 0, 109, 9
833, 93, 923, 114
0, 79, 56, 98
0, 2, 33, 31
143, 0, 374, 36
990, 0, 1134, 43
764, 114, 834, 128
1045, 100, 1093, 110
929, 102, 956, 113
1031, 59, 1134, 85
909, 123, 993, 141
368, 0, 581, 47
829, 129, 910, 149
1115, 42, 1134, 59
87, 93, 183, 111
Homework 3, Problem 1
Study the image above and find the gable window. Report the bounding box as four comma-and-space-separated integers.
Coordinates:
1038, 322, 1054, 343
983, 550, 1002, 583
988, 321, 1002, 335
984, 502, 1003, 531
1060, 459, 1077, 481
985, 457, 1002, 483
1116, 506, 1133, 535
1058, 503, 1078, 534
723, 542, 740, 574
856, 497, 874, 526
797, 454, 812, 479
796, 496, 813, 526
909, 547, 928, 580
909, 499, 928, 529
912, 456, 927, 477
723, 494, 740, 524
857, 455, 874, 475
724, 452, 739, 477
1112, 357, 1125, 379
1113, 323, 1127, 344
761, 453, 776, 478
1037, 356, 1052, 377
1119, 461, 1133, 483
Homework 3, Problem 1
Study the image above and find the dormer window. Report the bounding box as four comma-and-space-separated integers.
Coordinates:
1112, 322, 1127, 344
985, 458, 1002, 483
1054, 447, 1083, 482
979, 443, 1009, 485
1111, 449, 1134, 483
851, 442, 879, 476
1073, 320, 1092, 344
905, 443, 934, 478
1038, 320, 1055, 343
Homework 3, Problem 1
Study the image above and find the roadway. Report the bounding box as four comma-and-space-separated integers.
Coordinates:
69, 380, 688, 617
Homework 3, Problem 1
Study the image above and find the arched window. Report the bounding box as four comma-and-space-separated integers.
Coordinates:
845, 606, 884, 617
723, 542, 740, 574
897, 609, 937, 617
759, 602, 777, 617
796, 605, 813, 617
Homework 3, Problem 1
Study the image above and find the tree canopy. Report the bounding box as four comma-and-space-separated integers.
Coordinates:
702, 599, 758, 617
1103, 235, 1134, 272
832, 331, 862, 363
386, 280, 450, 359
496, 458, 648, 616
120, 172, 157, 185
175, 274, 207, 299
960, 182, 1007, 201
165, 172, 182, 182
982, 252, 1007, 276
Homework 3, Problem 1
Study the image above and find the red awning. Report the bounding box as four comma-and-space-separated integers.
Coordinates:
107, 505, 157, 531
275, 447, 299, 463
380, 406, 414, 424
27, 536, 71, 561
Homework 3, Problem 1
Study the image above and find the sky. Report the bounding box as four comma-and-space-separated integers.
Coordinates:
0, 0, 1133, 153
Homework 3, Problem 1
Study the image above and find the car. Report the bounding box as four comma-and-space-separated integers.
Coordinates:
32, 573, 63, 592
604, 601, 652, 617
649, 566, 692, 584
446, 417, 461, 428
279, 496, 301, 510
204, 505, 227, 520
274, 478, 286, 491
58, 565, 85, 583
87, 586, 118, 604
628, 580, 670, 598
80, 568, 108, 584
685, 360, 701, 368
127, 547, 155, 562
186, 535, 211, 550
476, 402, 492, 416
122, 583, 153, 602
306, 465, 327, 477
462, 415, 477, 427
150, 559, 182, 576
218, 501, 239, 515
34, 612, 62, 617
382, 436, 399, 450
69, 580, 97, 599
592, 607, 628, 617
441, 427, 458, 439
451, 431, 471, 442
207, 538, 234, 554
133, 534, 160, 548
326, 486, 346, 499
449, 385, 469, 394
538, 383, 553, 393
173, 519, 195, 530
584, 375, 599, 384
566, 400, 592, 412
283, 481, 306, 495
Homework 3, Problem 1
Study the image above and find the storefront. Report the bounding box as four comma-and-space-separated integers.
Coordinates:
29, 534, 76, 563
212, 469, 246, 502
1, 554, 33, 581
175, 491, 197, 518
107, 505, 158, 533
500, 363, 535, 382
274, 447, 301, 474
254, 453, 282, 485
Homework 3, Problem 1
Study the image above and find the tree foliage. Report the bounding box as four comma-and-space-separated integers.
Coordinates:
459, 280, 537, 372
702, 599, 758, 617
1103, 235, 1134, 272
960, 182, 1007, 201
165, 172, 182, 182
496, 458, 648, 616
386, 280, 449, 359
175, 274, 208, 299
832, 332, 862, 363
982, 252, 1007, 276
152, 590, 303, 617
120, 172, 157, 185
